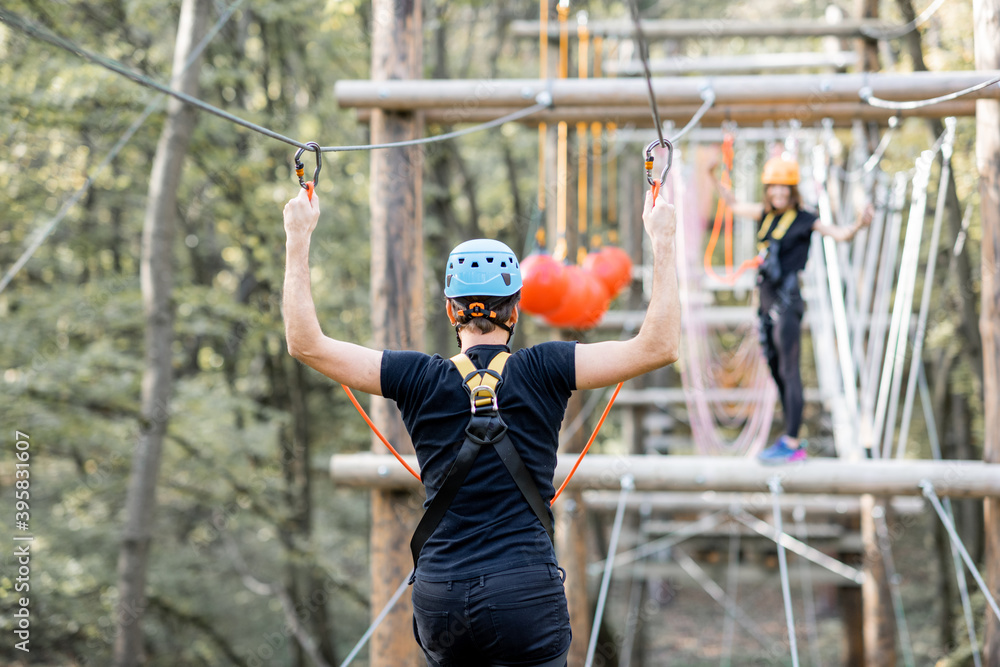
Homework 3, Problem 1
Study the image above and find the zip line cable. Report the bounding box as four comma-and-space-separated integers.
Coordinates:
0, 6, 552, 155
627, 0, 666, 149
0, 0, 247, 296
861, 72, 1000, 110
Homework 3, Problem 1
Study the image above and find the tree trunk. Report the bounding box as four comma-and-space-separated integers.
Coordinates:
896, 0, 984, 386
113, 0, 209, 664
974, 0, 1000, 662
368, 0, 424, 663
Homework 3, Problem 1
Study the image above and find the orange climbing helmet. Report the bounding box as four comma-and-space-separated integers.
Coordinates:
761, 156, 800, 186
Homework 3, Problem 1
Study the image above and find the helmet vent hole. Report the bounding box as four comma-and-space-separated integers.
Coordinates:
471, 261, 479, 268
458, 258, 465, 264
502, 274, 511, 286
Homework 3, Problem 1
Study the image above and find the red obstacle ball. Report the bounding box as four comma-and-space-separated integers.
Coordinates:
571, 269, 612, 329
545, 266, 611, 330
519, 253, 570, 315
543, 266, 590, 328
583, 246, 633, 297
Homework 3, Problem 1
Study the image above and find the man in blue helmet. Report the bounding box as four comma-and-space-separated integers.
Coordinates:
282, 185, 679, 666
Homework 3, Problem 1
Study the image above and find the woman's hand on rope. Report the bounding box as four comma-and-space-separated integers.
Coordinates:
283, 186, 321, 242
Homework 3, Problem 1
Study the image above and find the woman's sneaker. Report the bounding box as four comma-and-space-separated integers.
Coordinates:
758, 437, 807, 464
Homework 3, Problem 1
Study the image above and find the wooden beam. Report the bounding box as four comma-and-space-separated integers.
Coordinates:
606, 51, 859, 75
354, 101, 977, 127
331, 454, 1000, 498
367, 0, 423, 662
509, 18, 899, 39
335, 72, 1000, 110
581, 490, 926, 515
975, 0, 1000, 661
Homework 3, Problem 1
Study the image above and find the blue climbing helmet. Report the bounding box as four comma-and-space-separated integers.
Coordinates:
443, 239, 522, 298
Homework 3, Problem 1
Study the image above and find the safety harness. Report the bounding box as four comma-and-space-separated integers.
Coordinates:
757, 209, 799, 284
409, 352, 554, 568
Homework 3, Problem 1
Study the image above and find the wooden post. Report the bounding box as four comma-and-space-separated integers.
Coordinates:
368, 0, 423, 663
556, 389, 593, 667
860, 496, 897, 665
855, 0, 880, 73
975, 0, 1000, 662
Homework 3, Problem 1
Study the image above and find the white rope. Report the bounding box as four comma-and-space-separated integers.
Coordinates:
720, 510, 743, 667
860, 173, 908, 454
588, 510, 729, 575
585, 474, 634, 667
921, 482, 1000, 622
919, 396, 984, 667
730, 510, 865, 585
792, 506, 823, 667
896, 118, 955, 458
859, 0, 949, 40
673, 545, 775, 649
873, 151, 935, 457
872, 505, 917, 667
338, 571, 412, 667
768, 477, 800, 667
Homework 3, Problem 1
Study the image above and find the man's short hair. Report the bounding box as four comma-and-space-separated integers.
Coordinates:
449, 292, 521, 335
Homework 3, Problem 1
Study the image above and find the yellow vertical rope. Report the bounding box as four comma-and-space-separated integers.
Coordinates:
576, 14, 589, 266
537, 0, 549, 248
553, 1, 570, 261
591, 35, 604, 250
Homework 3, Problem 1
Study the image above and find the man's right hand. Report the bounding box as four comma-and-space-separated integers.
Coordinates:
642, 187, 676, 249
283, 187, 321, 241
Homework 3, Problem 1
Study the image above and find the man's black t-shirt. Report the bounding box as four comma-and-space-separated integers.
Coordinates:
761, 208, 817, 277
381, 341, 576, 582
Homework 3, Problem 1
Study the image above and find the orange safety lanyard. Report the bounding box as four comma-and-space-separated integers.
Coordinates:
344, 380, 624, 503
704, 134, 763, 285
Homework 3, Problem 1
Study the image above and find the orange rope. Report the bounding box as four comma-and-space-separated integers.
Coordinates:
341, 384, 421, 481
703, 133, 762, 285
551, 381, 623, 505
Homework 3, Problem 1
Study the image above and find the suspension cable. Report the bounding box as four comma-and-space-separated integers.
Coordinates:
921, 481, 1000, 622
872, 505, 917, 667
338, 570, 412, 667
584, 475, 633, 667
626, 0, 665, 149
0, 0, 246, 296
0, 6, 552, 155
860, 72, 1000, 110
768, 477, 800, 667
859, 0, 949, 40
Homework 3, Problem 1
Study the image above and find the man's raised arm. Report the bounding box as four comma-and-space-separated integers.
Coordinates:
575, 188, 681, 390
282, 188, 383, 395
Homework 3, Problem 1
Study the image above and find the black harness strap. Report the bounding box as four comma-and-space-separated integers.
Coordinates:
409, 353, 554, 569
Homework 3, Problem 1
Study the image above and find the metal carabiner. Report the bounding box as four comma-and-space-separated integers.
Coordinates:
293, 141, 322, 200
470, 384, 498, 415
644, 138, 674, 201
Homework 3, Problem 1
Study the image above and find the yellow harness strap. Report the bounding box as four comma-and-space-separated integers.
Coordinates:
756, 209, 798, 252
451, 352, 510, 410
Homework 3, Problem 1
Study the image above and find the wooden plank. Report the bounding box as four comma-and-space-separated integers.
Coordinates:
355, 101, 977, 126
606, 51, 859, 75
614, 386, 824, 405
509, 17, 900, 39
367, 0, 424, 662
975, 0, 1000, 661
582, 490, 926, 514
330, 454, 1000, 498
334, 72, 1000, 110
609, 561, 862, 587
